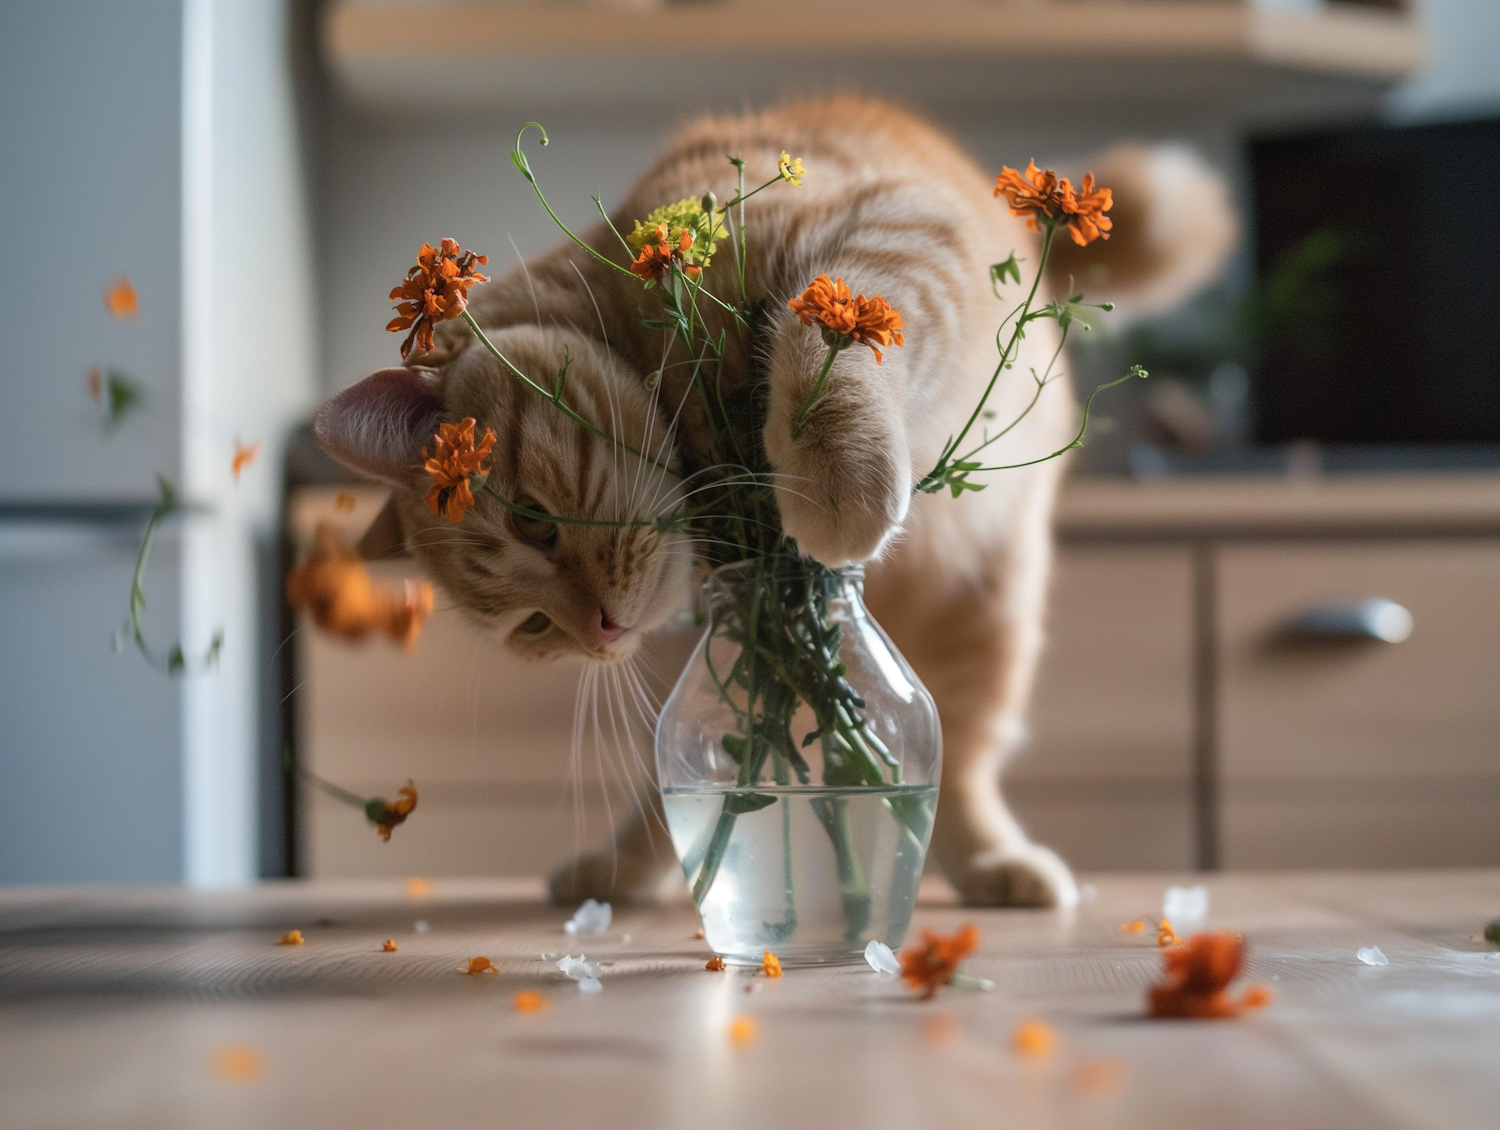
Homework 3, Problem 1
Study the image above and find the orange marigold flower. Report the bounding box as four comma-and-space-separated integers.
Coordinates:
900, 923, 979, 1000
788, 274, 905, 364
231, 439, 260, 482
462, 956, 499, 975
372, 781, 418, 842
1148, 931, 1266, 1019
277, 930, 304, 946
705, 956, 726, 972
728, 1015, 759, 1048
423, 417, 496, 523
387, 239, 489, 359
286, 523, 435, 649
629, 223, 700, 284
994, 161, 1114, 247
761, 951, 782, 978
382, 939, 398, 952
514, 990, 549, 1013
1011, 1019, 1057, 1058
104, 276, 138, 319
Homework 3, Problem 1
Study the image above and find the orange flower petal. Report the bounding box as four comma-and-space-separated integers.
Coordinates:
382, 939, 398, 952
1011, 1019, 1057, 1058
705, 956, 726, 972
277, 930, 304, 946
104, 276, 138, 319
728, 1015, 758, 1048
462, 956, 498, 975
514, 990, 550, 1013
212, 1043, 265, 1083
761, 951, 782, 978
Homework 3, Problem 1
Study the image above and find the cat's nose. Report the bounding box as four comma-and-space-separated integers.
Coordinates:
587, 610, 629, 650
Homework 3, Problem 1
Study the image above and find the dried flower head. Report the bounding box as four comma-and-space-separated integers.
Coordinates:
705, 955, 726, 972
232, 440, 260, 482
900, 923, 979, 999
994, 162, 1113, 247
285, 523, 434, 648
423, 417, 496, 523
1011, 1019, 1057, 1058
104, 276, 138, 319
514, 990, 549, 1013
368, 781, 417, 842
1148, 931, 1267, 1019
627, 198, 727, 284
277, 930, 304, 946
788, 275, 905, 363
382, 939, 398, 952
462, 956, 499, 975
387, 239, 489, 359
778, 151, 805, 186
761, 950, 783, 978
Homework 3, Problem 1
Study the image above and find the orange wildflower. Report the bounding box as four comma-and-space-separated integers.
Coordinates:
212, 1044, 265, 1083
761, 951, 783, 978
629, 223, 701, 284
372, 781, 417, 841
788, 275, 905, 364
382, 939, 398, 952
231, 439, 260, 482
423, 417, 496, 523
514, 990, 549, 1013
104, 276, 138, 318
900, 923, 979, 1000
994, 161, 1113, 247
286, 523, 435, 648
1011, 1019, 1057, 1058
277, 930, 304, 946
388, 239, 489, 359
335, 490, 357, 513
728, 1015, 759, 1048
1147, 932, 1268, 1019
705, 956, 726, 972
462, 956, 499, 975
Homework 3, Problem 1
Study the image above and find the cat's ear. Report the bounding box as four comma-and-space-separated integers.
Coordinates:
313, 367, 444, 485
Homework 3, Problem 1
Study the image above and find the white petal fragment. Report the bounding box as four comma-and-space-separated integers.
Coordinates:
557, 954, 603, 981
564, 898, 613, 936
1357, 945, 1389, 966
1162, 885, 1209, 923
864, 939, 900, 976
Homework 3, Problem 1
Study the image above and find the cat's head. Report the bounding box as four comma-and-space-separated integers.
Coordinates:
314, 324, 690, 663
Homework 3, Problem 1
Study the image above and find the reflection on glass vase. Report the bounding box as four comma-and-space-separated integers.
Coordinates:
656, 559, 941, 966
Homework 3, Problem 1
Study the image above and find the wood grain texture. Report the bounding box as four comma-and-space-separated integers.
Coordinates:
2, 873, 1498, 1128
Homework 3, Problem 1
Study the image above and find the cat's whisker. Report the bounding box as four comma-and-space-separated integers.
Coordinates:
508, 233, 544, 329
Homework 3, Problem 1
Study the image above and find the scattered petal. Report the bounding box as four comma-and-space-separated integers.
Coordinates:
1241, 984, 1273, 1010
335, 490, 357, 512
382, 939, 398, 952
1157, 920, 1178, 947
728, 1015, 758, 1048
705, 956, 726, 972
557, 954, 602, 982
231, 440, 260, 483
900, 923, 979, 999
212, 1043, 264, 1083
540, 952, 557, 962
577, 977, 603, 993
1010, 1019, 1057, 1058
1163, 885, 1209, 923
1071, 1058, 1129, 1098
104, 276, 139, 319
1148, 932, 1258, 1019
564, 898, 613, 936
461, 956, 498, 975
414, 919, 430, 934
514, 990, 549, 1013
864, 939, 900, 976
761, 951, 783, 978
1357, 946, 1389, 967
1119, 919, 1147, 936
277, 930, 304, 946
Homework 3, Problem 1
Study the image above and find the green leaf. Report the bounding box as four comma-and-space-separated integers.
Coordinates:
990, 254, 1022, 294
723, 791, 777, 815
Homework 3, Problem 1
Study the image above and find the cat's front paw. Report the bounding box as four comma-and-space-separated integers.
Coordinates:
948, 843, 1080, 909
547, 849, 680, 906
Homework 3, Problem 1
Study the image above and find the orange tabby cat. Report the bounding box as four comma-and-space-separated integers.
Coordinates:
315, 99, 1233, 906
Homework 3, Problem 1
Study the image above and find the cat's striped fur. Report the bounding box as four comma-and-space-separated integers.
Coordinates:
315, 99, 1234, 907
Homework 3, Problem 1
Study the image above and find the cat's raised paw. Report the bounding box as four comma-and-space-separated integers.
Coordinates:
950, 844, 1080, 909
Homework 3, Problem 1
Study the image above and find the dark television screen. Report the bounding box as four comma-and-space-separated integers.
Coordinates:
1249, 117, 1500, 445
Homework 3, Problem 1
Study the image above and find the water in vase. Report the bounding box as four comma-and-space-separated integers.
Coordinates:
663, 784, 938, 965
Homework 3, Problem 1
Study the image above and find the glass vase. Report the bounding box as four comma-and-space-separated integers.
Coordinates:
656, 559, 941, 966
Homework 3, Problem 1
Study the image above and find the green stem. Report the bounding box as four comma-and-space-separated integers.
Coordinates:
791, 342, 843, 438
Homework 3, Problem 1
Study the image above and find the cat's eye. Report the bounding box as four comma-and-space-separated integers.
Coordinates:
511, 494, 558, 549
519, 611, 551, 634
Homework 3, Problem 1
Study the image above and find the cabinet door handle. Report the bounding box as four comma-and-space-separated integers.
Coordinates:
1283, 598, 1413, 643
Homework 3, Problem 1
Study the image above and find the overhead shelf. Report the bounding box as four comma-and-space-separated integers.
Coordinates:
325, 0, 1425, 126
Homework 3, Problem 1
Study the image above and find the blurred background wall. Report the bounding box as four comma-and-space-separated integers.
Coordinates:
1, 0, 1496, 886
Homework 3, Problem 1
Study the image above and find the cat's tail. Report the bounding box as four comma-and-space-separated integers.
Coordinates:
1044, 143, 1239, 322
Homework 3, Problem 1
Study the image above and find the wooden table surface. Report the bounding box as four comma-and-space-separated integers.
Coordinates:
3, 871, 1499, 1129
